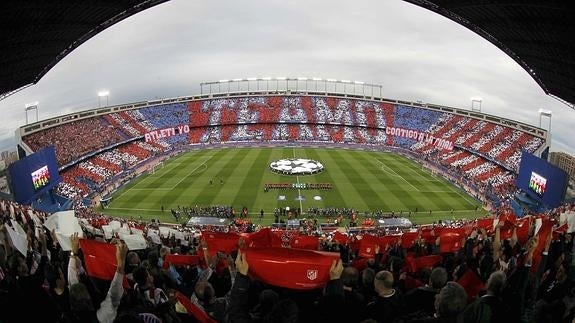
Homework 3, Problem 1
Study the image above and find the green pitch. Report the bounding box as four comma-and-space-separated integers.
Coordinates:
101, 147, 486, 225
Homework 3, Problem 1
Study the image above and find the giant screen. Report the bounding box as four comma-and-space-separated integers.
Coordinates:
8, 146, 62, 203
516, 151, 568, 209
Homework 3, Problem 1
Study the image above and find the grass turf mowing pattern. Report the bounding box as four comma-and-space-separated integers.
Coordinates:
103, 147, 484, 224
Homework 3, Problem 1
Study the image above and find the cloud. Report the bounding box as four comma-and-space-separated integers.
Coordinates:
0, 0, 573, 157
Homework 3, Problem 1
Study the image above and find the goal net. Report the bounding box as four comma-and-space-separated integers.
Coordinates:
151, 161, 164, 174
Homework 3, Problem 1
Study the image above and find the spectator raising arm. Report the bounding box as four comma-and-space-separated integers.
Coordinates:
96, 240, 128, 323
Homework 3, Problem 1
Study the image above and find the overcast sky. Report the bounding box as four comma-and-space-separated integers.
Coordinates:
1, 0, 573, 156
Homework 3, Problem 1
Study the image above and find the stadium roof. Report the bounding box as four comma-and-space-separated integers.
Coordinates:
405, 0, 575, 108
1, 1, 574, 108
0, 0, 169, 99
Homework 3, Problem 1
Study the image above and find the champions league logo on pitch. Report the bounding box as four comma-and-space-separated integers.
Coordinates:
269, 158, 324, 175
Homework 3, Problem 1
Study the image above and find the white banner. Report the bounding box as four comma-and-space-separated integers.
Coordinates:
43, 210, 84, 251
119, 233, 147, 250
6, 225, 28, 256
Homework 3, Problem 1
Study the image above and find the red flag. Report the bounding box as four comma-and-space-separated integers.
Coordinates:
79, 239, 117, 281
245, 248, 340, 290
201, 231, 239, 254
515, 217, 532, 244
379, 235, 401, 249
401, 232, 419, 249
358, 234, 380, 258
476, 218, 493, 234
175, 291, 217, 323
532, 217, 553, 272
439, 232, 462, 253
501, 213, 517, 226
291, 235, 319, 250
270, 230, 299, 248
405, 255, 417, 273
457, 269, 484, 300
246, 228, 273, 248
553, 223, 568, 239
413, 255, 443, 272
333, 231, 349, 245
162, 254, 200, 270
419, 227, 436, 244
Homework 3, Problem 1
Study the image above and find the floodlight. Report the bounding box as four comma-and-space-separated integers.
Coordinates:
25, 101, 39, 109
98, 90, 110, 97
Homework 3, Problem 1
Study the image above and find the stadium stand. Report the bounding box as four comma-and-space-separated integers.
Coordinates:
6, 94, 562, 322
19, 95, 547, 200
2, 197, 575, 322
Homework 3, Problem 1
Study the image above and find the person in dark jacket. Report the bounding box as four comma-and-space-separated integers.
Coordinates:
463, 270, 506, 323
404, 267, 448, 316
364, 270, 406, 322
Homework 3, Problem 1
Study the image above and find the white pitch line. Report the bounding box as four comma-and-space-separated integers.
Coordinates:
167, 157, 212, 190
111, 156, 212, 203
444, 181, 478, 207
293, 147, 304, 213
401, 161, 442, 183
374, 158, 420, 192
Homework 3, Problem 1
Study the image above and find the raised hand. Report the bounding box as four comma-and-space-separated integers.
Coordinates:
70, 232, 80, 255
235, 251, 249, 275
329, 258, 343, 280
115, 240, 128, 273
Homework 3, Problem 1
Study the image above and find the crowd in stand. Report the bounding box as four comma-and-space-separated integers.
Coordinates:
25, 118, 127, 166
2, 197, 575, 323
24, 96, 545, 176
23, 96, 546, 201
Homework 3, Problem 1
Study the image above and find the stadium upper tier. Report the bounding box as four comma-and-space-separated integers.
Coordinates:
18, 93, 547, 198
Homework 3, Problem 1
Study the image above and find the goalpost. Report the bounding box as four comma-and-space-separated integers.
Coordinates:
151, 161, 164, 174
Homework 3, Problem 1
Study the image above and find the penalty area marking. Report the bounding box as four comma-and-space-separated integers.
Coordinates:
111, 156, 212, 201
375, 157, 477, 202
374, 158, 420, 192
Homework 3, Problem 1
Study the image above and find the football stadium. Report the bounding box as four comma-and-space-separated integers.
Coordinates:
1, 1, 575, 323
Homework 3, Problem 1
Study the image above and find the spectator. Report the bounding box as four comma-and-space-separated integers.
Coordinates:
68, 233, 128, 323
364, 270, 406, 322
463, 270, 506, 323
404, 267, 448, 316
